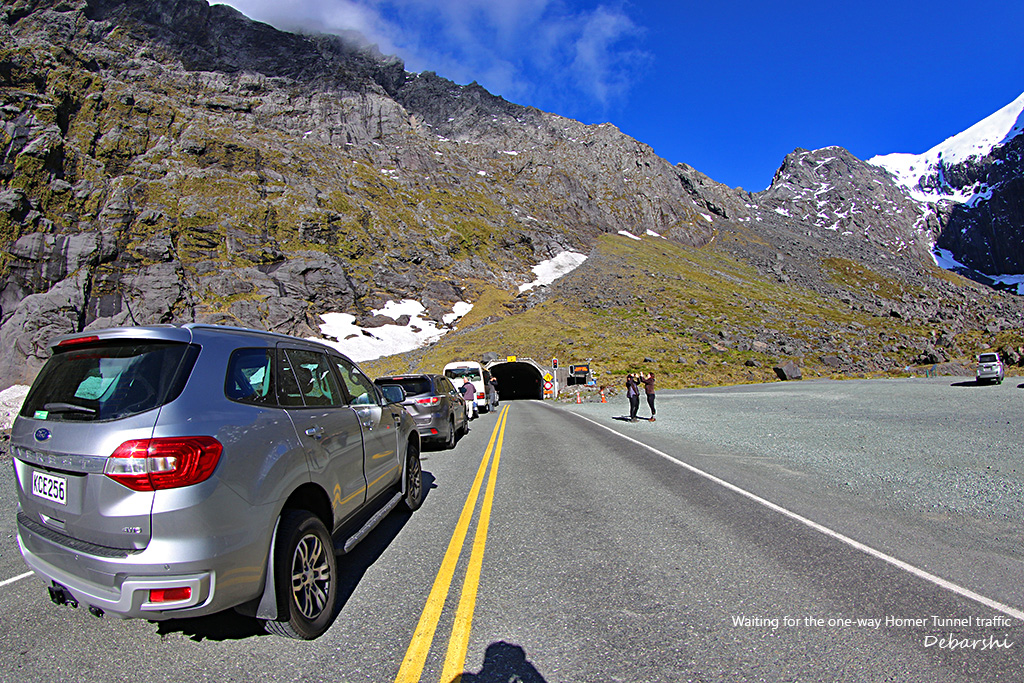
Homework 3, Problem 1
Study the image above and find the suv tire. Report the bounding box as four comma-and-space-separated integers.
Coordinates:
265, 510, 337, 640
400, 442, 424, 512
444, 417, 456, 449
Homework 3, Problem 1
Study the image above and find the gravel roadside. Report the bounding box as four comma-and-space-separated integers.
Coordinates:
556, 376, 1024, 609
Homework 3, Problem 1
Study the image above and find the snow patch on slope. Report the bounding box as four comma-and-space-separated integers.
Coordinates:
933, 248, 1024, 295
314, 300, 472, 362
518, 251, 588, 292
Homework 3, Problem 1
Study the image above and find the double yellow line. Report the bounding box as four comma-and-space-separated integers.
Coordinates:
394, 404, 510, 683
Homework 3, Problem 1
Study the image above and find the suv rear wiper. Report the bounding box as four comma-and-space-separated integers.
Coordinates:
43, 402, 98, 416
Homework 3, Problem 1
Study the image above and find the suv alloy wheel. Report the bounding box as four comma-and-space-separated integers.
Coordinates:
265, 510, 338, 639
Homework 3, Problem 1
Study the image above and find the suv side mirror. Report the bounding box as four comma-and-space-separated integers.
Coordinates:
379, 384, 406, 404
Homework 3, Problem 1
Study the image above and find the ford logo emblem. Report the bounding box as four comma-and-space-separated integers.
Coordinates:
34, 428, 51, 442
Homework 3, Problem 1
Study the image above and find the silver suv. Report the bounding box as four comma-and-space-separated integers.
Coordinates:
374, 374, 468, 449
976, 352, 1005, 384
10, 324, 422, 639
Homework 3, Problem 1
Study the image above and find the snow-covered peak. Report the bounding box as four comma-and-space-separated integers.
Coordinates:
869, 91, 1024, 203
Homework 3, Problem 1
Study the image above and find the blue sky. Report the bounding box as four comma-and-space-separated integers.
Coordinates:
217, 0, 1024, 192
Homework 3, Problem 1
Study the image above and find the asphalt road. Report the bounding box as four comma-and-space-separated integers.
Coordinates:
0, 377, 1022, 682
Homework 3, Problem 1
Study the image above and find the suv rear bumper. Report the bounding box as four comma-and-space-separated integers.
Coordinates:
18, 533, 213, 617
412, 412, 451, 439
977, 367, 1004, 382
17, 514, 265, 620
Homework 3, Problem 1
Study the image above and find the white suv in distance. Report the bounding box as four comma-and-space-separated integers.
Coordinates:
976, 352, 1005, 384
11, 324, 422, 639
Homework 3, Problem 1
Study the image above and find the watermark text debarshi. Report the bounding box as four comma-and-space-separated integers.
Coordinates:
730, 613, 1017, 651
924, 634, 1014, 651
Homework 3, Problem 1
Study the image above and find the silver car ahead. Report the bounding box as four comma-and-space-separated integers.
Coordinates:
10, 324, 422, 640
374, 373, 468, 449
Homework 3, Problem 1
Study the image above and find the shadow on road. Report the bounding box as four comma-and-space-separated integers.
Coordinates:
422, 427, 469, 451
455, 641, 548, 683
155, 470, 438, 642
154, 609, 269, 641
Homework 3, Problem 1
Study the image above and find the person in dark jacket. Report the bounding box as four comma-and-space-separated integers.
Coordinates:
625, 373, 640, 422
642, 372, 656, 421
461, 379, 477, 418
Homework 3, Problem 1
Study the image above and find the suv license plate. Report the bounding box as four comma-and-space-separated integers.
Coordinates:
32, 471, 67, 506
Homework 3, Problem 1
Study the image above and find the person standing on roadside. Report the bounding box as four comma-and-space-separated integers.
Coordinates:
625, 373, 640, 422
642, 372, 656, 421
461, 378, 477, 418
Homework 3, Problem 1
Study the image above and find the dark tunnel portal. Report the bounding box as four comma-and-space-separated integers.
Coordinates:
489, 362, 544, 401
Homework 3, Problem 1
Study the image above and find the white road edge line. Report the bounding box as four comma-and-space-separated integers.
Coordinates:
568, 409, 1024, 622
0, 572, 33, 589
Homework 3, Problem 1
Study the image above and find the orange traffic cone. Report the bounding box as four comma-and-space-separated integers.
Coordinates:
575, 391, 582, 404
600, 389, 607, 403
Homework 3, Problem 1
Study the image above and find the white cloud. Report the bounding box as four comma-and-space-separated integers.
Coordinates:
571, 5, 645, 107
217, 0, 402, 53
215, 0, 648, 113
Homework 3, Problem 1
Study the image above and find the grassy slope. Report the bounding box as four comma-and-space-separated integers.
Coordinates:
361, 233, 1019, 389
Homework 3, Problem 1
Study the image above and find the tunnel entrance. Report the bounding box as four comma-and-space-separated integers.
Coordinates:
488, 360, 545, 401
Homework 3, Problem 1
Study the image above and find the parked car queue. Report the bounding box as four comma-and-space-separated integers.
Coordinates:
374, 361, 499, 451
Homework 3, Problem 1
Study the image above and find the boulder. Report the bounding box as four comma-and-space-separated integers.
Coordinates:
0, 272, 88, 389
773, 361, 802, 381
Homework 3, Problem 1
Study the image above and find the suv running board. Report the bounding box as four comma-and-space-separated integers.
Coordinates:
337, 491, 403, 555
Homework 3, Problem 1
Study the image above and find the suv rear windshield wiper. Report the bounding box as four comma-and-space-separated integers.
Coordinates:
43, 402, 98, 416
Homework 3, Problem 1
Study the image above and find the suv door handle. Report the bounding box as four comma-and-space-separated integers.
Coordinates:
304, 426, 325, 439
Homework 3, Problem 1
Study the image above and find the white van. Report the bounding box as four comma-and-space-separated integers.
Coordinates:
443, 361, 498, 416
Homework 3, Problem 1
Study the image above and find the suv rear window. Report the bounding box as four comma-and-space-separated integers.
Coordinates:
978, 353, 999, 363
376, 377, 432, 396
21, 341, 199, 422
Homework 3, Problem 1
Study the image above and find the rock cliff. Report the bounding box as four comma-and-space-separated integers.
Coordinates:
1, 0, 1022, 388
0, 0, 721, 383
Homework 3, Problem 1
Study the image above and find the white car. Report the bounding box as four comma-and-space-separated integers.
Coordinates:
976, 352, 1005, 384
443, 361, 498, 414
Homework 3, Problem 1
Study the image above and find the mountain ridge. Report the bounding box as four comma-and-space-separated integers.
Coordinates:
2, 0, 1023, 389
870, 91, 1024, 201
870, 91, 1024, 281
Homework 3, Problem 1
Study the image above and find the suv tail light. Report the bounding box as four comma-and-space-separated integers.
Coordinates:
150, 587, 192, 603
476, 392, 485, 400
415, 396, 441, 406
105, 437, 223, 491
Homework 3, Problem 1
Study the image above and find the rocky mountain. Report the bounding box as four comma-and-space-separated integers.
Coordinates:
871, 92, 1024, 283
2, 0, 1023, 389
